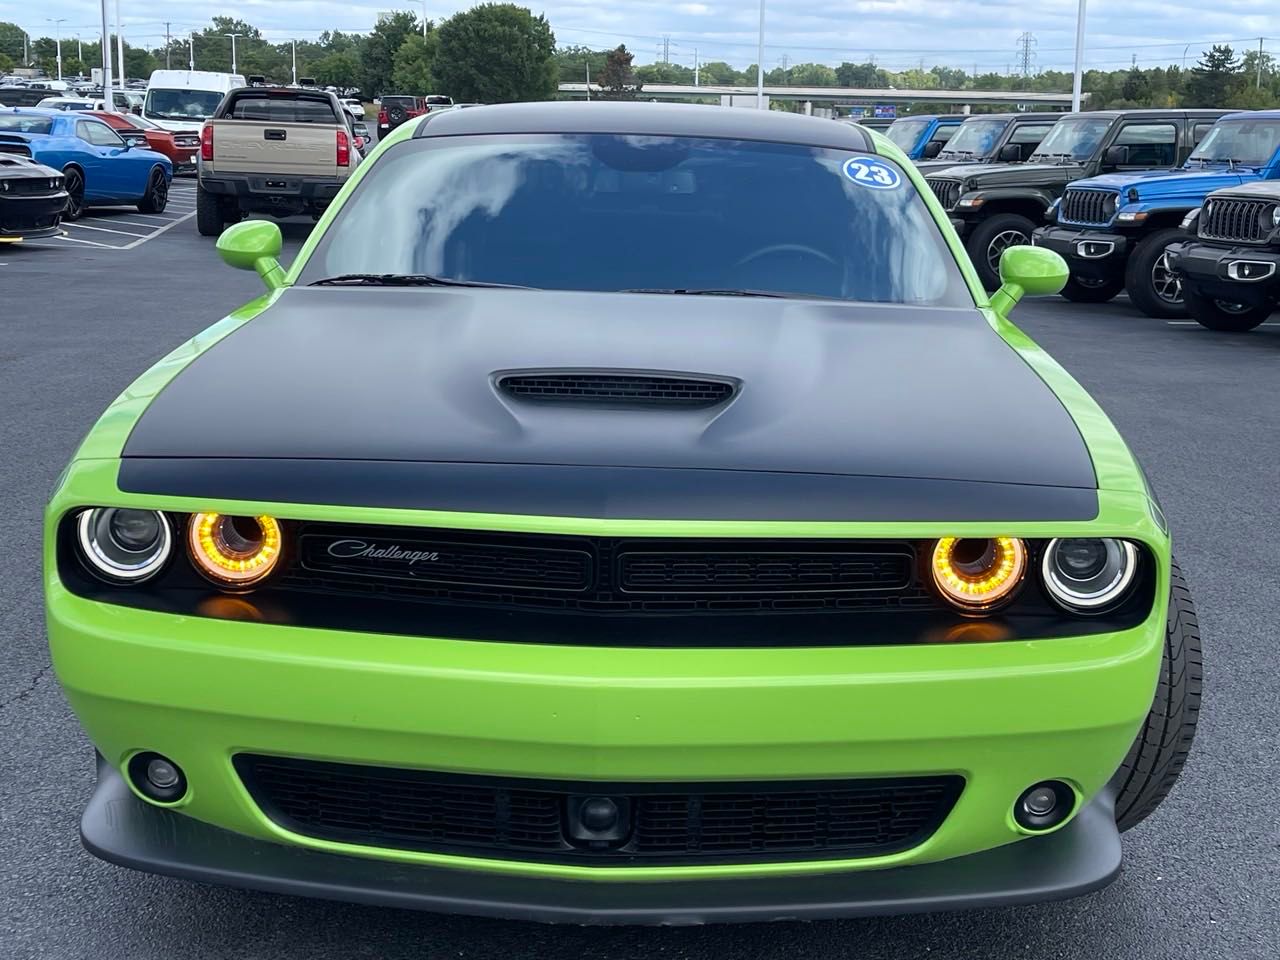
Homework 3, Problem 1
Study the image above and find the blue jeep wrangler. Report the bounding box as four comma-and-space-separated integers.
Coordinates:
1033, 111, 1280, 317
883, 114, 966, 160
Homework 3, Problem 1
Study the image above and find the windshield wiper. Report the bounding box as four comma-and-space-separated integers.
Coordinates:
309, 273, 532, 289
622, 288, 794, 298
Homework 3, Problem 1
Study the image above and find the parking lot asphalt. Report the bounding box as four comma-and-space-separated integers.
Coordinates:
2, 213, 1278, 960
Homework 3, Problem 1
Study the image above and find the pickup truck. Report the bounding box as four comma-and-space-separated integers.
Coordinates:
926, 109, 1227, 289
914, 112, 1058, 175
1167, 181, 1280, 331
1033, 110, 1280, 317
196, 86, 360, 237
883, 114, 965, 161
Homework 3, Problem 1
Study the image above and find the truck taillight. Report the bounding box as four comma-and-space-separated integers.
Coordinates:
378, 109, 388, 124
200, 123, 213, 161
336, 129, 350, 167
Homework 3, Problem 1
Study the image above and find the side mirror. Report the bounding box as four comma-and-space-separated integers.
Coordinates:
922, 140, 944, 159
998, 143, 1023, 162
216, 220, 286, 290
988, 245, 1068, 320
1103, 145, 1130, 167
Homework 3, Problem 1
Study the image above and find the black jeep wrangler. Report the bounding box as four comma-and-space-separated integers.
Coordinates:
1166, 183, 1280, 332
913, 112, 1059, 176
925, 109, 1226, 289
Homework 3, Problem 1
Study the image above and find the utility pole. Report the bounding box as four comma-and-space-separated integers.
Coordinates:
755, 0, 765, 108
225, 33, 242, 74
291, 39, 297, 85
1071, 0, 1087, 112
22, 31, 28, 66
188, 33, 195, 70
1258, 37, 1265, 89
114, 0, 125, 88
694, 47, 699, 86
47, 19, 66, 81
1131, 53, 1137, 68
165, 22, 171, 69
584, 59, 589, 100
77, 35, 83, 62
422, 0, 428, 37
98, 0, 112, 109
1016, 31, 1036, 77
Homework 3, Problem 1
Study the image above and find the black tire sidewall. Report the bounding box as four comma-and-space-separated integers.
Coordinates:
63, 166, 84, 221
1124, 228, 1189, 319
967, 213, 1037, 290
1183, 286, 1273, 332
195, 185, 224, 237
1060, 274, 1125, 303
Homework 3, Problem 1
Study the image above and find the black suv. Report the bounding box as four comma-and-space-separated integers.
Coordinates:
925, 109, 1226, 288
914, 112, 1059, 176
1166, 183, 1280, 331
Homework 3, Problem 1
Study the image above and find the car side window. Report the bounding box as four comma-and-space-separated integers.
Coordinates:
1112, 123, 1177, 166
929, 125, 957, 145
78, 120, 126, 147
1192, 122, 1216, 146
1010, 123, 1054, 147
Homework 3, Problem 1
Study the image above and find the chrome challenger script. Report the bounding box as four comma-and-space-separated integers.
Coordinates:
326, 540, 441, 565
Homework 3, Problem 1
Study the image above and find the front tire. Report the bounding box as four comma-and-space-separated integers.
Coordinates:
136, 167, 169, 214
966, 213, 1037, 290
1183, 286, 1273, 332
1060, 274, 1125, 304
1125, 228, 1188, 318
1113, 558, 1202, 832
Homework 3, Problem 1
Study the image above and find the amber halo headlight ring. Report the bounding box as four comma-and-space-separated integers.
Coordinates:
75, 508, 174, 583
930, 537, 1028, 612
187, 512, 283, 587
1041, 538, 1139, 613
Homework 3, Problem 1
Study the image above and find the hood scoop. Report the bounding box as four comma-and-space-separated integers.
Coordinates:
496, 370, 739, 408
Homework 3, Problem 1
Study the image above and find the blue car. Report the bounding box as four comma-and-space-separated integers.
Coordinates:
883, 114, 966, 160
0, 108, 172, 221
1034, 110, 1280, 317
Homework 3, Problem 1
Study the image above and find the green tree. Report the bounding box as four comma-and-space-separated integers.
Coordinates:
0, 21, 26, 63
788, 63, 837, 86
1121, 66, 1151, 102
124, 46, 156, 81
433, 4, 557, 102
835, 62, 886, 87
392, 32, 438, 94
362, 11, 421, 96
696, 60, 738, 85
595, 44, 638, 100
555, 45, 609, 85
0, 52, 13, 73
1184, 45, 1241, 107
312, 51, 361, 90
635, 61, 694, 85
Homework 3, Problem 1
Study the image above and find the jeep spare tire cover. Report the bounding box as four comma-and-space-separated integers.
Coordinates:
388, 105, 408, 124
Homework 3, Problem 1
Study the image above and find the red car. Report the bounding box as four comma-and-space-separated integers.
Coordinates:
89, 112, 201, 176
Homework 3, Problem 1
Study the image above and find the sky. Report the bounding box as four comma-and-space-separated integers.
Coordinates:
10, 0, 1280, 74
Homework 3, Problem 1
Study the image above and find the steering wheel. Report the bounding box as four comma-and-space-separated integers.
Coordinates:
733, 243, 838, 269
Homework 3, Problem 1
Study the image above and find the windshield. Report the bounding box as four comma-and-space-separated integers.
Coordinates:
144, 88, 224, 121
122, 114, 160, 130
939, 119, 1006, 158
0, 115, 52, 134
300, 134, 969, 306
886, 118, 929, 151
1031, 117, 1113, 161
1188, 119, 1280, 168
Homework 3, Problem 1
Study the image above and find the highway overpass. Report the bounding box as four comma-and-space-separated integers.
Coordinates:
558, 83, 1083, 110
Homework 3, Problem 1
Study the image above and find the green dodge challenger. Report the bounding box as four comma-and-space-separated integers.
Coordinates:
45, 102, 1201, 924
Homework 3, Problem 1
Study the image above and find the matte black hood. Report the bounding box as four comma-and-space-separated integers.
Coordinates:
124, 288, 1094, 494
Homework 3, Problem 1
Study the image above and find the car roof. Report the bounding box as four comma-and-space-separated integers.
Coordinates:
4, 107, 62, 117
1218, 109, 1280, 121
1067, 108, 1230, 119
413, 101, 875, 151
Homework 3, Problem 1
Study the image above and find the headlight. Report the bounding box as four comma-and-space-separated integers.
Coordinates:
1272, 205, 1280, 229
188, 513, 283, 586
76, 508, 172, 582
1102, 193, 1118, 217
931, 537, 1027, 611
1041, 538, 1138, 612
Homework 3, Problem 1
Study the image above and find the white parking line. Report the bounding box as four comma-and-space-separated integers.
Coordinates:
1166, 320, 1279, 327
66, 222, 153, 237
54, 234, 118, 247
80, 217, 177, 229
119, 211, 195, 249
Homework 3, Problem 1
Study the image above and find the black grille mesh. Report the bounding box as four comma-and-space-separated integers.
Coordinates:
927, 178, 962, 211
1060, 189, 1114, 225
1199, 198, 1273, 244
236, 754, 963, 865
498, 372, 735, 407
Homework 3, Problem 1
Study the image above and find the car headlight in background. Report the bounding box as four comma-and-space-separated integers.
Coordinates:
188, 513, 283, 586
76, 508, 172, 582
931, 537, 1027, 611
1041, 538, 1138, 612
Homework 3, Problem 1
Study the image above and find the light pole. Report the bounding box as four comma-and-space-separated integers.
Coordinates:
291, 39, 297, 85
755, 0, 765, 108
1070, 0, 1087, 112
98, 0, 112, 109
47, 18, 66, 81
77, 35, 83, 63
114, 0, 125, 88
694, 46, 699, 86
188, 34, 195, 70
225, 33, 242, 74
422, 1, 428, 37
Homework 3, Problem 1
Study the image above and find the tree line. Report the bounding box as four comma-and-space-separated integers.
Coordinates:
3, 11, 1279, 111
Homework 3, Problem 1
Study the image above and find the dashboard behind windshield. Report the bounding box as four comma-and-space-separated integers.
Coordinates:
939, 120, 1005, 157
1189, 119, 1280, 168
1032, 118, 1112, 161
145, 88, 225, 121
886, 119, 928, 151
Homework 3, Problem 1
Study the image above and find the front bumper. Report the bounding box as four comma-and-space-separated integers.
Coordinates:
1033, 226, 1130, 281
0, 192, 67, 240
1166, 240, 1280, 306
83, 753, 1121, 924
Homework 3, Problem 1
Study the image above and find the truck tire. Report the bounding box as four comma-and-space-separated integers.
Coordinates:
196, 186, 225, 237
1183, 287, 1273, 332
966, 213, 1037, 290
1125, 228, 1189, 318
1060, 275, 1125, 304
1113, 558, 1202, 832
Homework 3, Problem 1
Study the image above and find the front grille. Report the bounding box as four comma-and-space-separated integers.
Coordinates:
281, 524, 926, 615
0, 178, 58, 196
1199, 197, 1274, 244
1060, 189, 1114, 225
498, 372, 735, 407
927, 178, 962, 211
235, 754, 963, 865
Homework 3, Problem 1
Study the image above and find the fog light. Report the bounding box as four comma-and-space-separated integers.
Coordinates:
1014, 780, 1075, 831
188, 512, 283, 586
127, 752, 188, 804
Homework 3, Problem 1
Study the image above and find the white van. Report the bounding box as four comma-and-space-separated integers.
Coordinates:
143, 70, 247, 132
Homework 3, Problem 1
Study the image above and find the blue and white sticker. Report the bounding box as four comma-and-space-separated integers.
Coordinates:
842, 156, 902, 190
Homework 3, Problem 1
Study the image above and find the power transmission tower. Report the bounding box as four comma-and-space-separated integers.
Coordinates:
1016, 31, 1036, 77
662, 35, 670, 64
